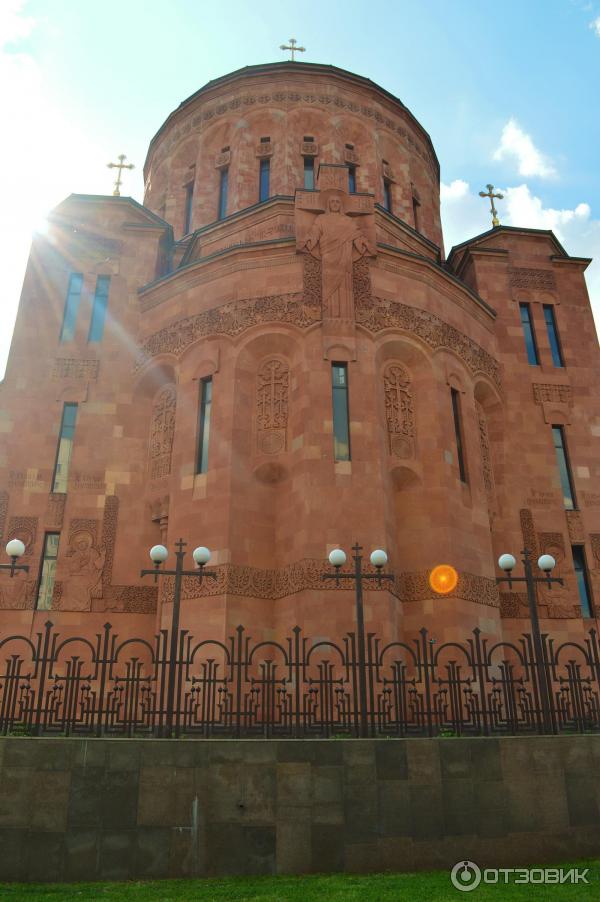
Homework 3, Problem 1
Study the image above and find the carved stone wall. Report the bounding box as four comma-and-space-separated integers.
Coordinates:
52, 359, 99, 381
0, 492, 8, 542
509, 267, 557, 291
566, 510, 585, 544
520, 509, 538, 558
302, 254, 322, 308
383, 363, 414, 458
256, 359, 289, 455
357, 296, 502, 390
475, 401, 494, 504
591, 535, 600, 569
7, 517, 38, 555
532, 384, 573, 406
45, 494, 66, 530
149, 386, 177, 479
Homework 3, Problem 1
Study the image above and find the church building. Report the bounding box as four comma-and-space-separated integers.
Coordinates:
1, 61, 599, 651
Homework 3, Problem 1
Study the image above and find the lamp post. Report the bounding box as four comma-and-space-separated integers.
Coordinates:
496, 548, 563, 731
0, 540, 29, 578
322, 542, 394, 737
141, 538, 216, 737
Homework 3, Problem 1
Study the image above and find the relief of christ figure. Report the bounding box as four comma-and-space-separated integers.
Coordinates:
299, 194, 375, 319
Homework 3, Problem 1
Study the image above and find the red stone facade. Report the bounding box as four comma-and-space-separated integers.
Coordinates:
1, 62, 599, 650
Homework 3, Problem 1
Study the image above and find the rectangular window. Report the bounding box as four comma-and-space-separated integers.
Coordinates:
88, 275, 110, 343
36, 533, 60, 611
552, 425, 576, 510
412, 196, 420, 231
60, 273, 83, 342
303, 156, 314, 190
348, 166, 357, 194
383, 179, 392, 212
218, 168, 228, 220
519, 303, 540, 365
51, 403, 78, 493
332, 364, 351, 461
184, 182, 194, 234
572, 546, 593, 617
259, 158, 270, 202
451, 388, 467, 483
196, 377, 212, 474
543, 304, 564, 367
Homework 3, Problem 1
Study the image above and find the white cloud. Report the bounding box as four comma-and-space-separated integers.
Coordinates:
0, 0, 35, 47
590, 16, 600, 36
493, 118, 557, 179
441, 180, 600, 337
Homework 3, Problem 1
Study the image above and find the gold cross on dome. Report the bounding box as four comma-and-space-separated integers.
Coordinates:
479, 183, 504, 227
280, 38, 305, 61
107, 154, 135, 197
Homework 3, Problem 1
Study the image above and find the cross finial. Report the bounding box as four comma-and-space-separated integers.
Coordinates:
280, 37, 305, 61
478, 183, 504, 227
107, 153, 135, 197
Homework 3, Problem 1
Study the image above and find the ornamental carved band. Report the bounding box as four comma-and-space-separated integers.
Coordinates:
256, 359, 289, 455
149, 386, 177, 479
383, 363, 414, 458
475, 401, 494, 497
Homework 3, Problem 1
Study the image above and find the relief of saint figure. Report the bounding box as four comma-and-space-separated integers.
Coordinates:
300, 193, 375, 319
65, 530, 105, 611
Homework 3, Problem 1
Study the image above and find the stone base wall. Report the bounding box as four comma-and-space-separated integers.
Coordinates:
0, 736, 599, 883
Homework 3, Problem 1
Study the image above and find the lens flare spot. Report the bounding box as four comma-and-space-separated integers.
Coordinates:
429, 564, 458, 595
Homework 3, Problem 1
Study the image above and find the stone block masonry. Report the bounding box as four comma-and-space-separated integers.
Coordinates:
0, 736, 599, 882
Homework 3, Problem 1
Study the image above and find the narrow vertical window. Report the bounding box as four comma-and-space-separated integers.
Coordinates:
36, 533, 60, 611
519, 303, 540, 365
383, 179, 392, 212
52, 403, 78, 493
184, 182, 194, 234
552, 425, 576, 510
60, 273, 83, 342
543, 305, 564, 367
88, 275, 110, 342
572, 545, 593, 618
196, 377, 212, 474
412, 196, 420, 231
303, 156, 314, 189
218, 168, 228, 220
348, 166, 356, 194
451, 388, 467, 483
332, 364, 350, 461
259, 158, 270, 202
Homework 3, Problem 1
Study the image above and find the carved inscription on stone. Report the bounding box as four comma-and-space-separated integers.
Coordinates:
71, 472, 106, 492
383, 363, 414, 458
584, 492, 600, 508
149, 386, 177, 479
256, 359, 289, 455
526, 489, 557, 508
533, 384, 572, 406
52, 359, 99, 381
8, 471, 45, 490
509, 267, 557, 291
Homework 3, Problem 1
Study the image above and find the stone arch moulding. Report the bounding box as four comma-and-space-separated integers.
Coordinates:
132, 356, 178, 398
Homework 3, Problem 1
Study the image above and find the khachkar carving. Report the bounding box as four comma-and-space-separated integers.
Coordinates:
149, 386, 177, 479
509, 267, 557, 291
0, 515, 38, 610
52, 358, 99, 381
591, 535, 600, 568
45, 493, 66, 529
357, 296, 502, 390
566, 510, 585, 543
0, 491, 7, 541
256, 359, 289, 455
533, 384, 572, 406
519, 509, 538, 559
136, 291, 319, 370
297, 182, 375, 320
383, 363, 414, 459
537, 531, 579, 618
475, 401, 495, 507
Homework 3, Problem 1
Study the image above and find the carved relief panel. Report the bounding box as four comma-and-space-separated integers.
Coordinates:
383, 363, 415, 459
256, 358, 289, 455
149, 385, 177, 479
475, 401, 496, 514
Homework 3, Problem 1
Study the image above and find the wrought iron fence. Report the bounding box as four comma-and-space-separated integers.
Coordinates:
0, 620, 599, 738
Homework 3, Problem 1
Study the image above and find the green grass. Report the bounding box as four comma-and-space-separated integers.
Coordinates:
2, 864, 600, 901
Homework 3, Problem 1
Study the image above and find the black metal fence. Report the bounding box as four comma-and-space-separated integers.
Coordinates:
1, 620, 599, 738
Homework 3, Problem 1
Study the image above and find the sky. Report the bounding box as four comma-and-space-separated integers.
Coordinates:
1, 0, 599, 378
